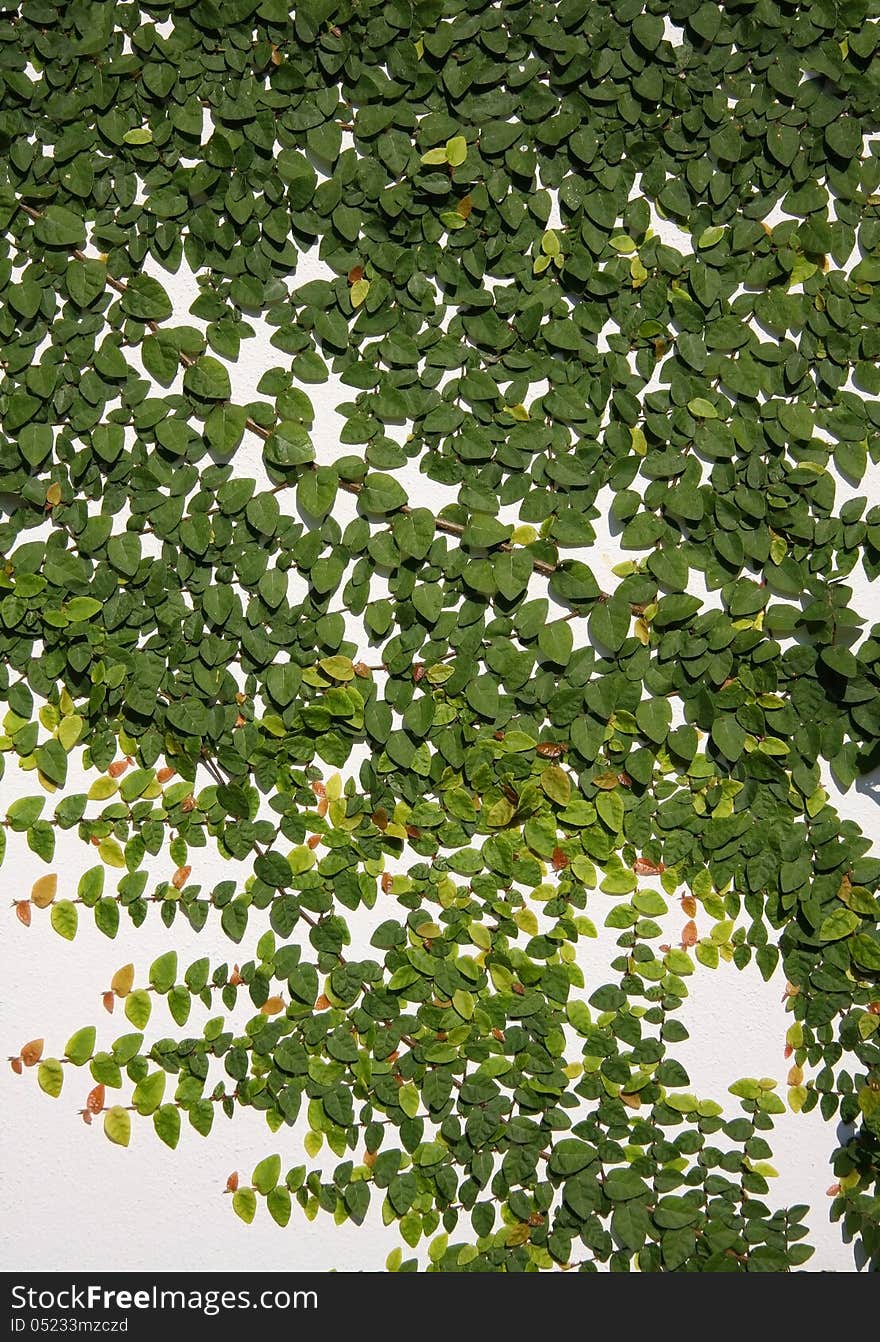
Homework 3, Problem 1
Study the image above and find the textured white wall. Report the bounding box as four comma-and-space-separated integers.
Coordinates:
3, 226, 878, 1274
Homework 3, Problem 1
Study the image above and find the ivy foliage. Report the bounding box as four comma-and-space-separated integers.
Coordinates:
3, 0, 880, 1272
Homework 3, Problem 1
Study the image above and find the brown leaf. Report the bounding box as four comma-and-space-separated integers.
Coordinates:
81, 1110, 92, 1124
412, 663, 426, 683
311, 780, 326, 798
10, 1057, 23, 1075
260, 996, 285, 1017
353, 662, 371, 678
156, 767, 175, 784
229, 964, 243, 987
620, 1092, 642, 1110
226, 1171, 239, 1193
405, 824, 421, 839
181, 795, 196, 813
491, 1027, 505, 1042
21, 1039, 43, 1067
31, 874, 58, 909
317, 796, 328, 817
633, 856, 665, 876
111, 964, 135, 997
381, 872, 393, 893
826, 1183, 841, 1197
536, 742, 566, 758
592, 770, 619, 789
307, 833, 321, 849
363, 1150, 376, 1168
784, 1044, 793, 1059
46, 482, 62, 508
234, 713, 247, 727
315, 994, 331, 1011
680, 895, 697, 918
787, 1064, 803, 1087
512, 982, 525, 996
102, 991, 115, 1014
457, 194, 473, 220
86, 1083, 105, 1115
348, 265, 364, 284
617, 771, 633, 787
107, 759, 129, 778
372, 808, 388, 831
681, 920, 698, 947
551, 847, 570, 871
172, 865, 191, 890
15, 901, 31, 927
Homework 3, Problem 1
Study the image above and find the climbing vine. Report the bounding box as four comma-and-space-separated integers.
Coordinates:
3, 0, 880, 1272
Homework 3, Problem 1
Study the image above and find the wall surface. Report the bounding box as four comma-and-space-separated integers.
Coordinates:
2, 221, 878, 1276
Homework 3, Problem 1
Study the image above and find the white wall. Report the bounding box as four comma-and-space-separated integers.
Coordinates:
2, 230, 877, 1274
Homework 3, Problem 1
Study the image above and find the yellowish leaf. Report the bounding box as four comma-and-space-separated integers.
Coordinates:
111, 963, 135, 997
31, 874, 57, 909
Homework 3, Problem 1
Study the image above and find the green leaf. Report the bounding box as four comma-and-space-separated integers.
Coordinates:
711, 716, 746, 762
851, 934, 880, 971
687, 397, 719, 419
34, 205, 86, 247
149, 951, 178, 994
697, 226, 724, 249
133, 1071, 166, 1116
465, 676, 499, 719
121, 274, 172, 321
233, 1188, 257, 1224
818, 908, 861, 942
825, 117, 861, 159
589, 595, 631, 651
154, 1105, 181, 1149
264, 422, 314, 469
65, 1027, 96, 1066
104, 1106, 131, 1148
596, 791, 624, 833
252, 1153, 281, 1195
604, 1169, 650, 1201
184, 357, 231, 400
636, 698, 672, 744
38, 1059, 64, 1098
821, 646, 859, 679
67, 259, 107, 307
125, 988, 152, 1030
50, 900, 78, 941
540, 765, 571, 806
268, 1185, 292, 1227
359, 473, 407, 514
538, 620, 573, 666
107, 534, 141, 578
